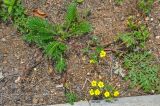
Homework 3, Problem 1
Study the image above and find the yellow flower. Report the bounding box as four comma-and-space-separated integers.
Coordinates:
98, 81, 104, 88
100, 50, 106, 58
95, 89, 101, 96
91, 80, 97, 87
90, 59, 96, 64
104, 91, 110, 97
89, 89, 94, 96
114, 91, 120, 97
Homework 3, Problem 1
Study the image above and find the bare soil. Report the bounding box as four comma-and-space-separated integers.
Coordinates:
0, 0, 160, 105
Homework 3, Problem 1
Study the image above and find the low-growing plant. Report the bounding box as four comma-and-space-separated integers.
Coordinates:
124, 51, 159, 92
116, 16, 149, 50
116, 16, 160, 93
0, 0, 27, 33
0, 0, 16, 21
89, 80, 120, 102
138, 0, 155, 15
65, 92, 77, 105
114, 0, 124, 5
23, 1, 92, 73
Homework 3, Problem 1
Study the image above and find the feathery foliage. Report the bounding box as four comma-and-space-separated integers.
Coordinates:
138, 0, 155, 15
23, 1, 92, 73
124, 51, 159, 92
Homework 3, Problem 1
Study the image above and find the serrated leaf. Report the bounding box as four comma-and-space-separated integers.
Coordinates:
44, 41, 67, 59
65, 2, 77, 24
119, 33, 135, 47
27, 17, 56, 35
8, 6, 13, 13
55, 56, 66, 73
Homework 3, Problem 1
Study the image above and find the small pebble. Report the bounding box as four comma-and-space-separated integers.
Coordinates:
87, 72, 91, 76
56, 84, 63, 88
145, 17, 149, 21
32, 97, 39, 104
156, 36, 160, 39
150, 18, 154, 21
0, 71, 4, 80
1, 38, 6, 42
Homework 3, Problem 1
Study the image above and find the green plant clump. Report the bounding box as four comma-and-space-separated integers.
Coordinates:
124, 51, 159, 92
0, 0, 28, 33
114, 0, 124, 5
65, 92, 77, 105
117, 16, 149, 50
138, 0, 155, 15
23, 1, 92, 73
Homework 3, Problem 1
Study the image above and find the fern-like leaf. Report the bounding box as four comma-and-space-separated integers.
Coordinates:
27, 17, 56, 35
44, 42, 67, 73
119, 33, 136, 47
55, 56, 66, 73
23, 33, 53, 48
44, 41, 67, 59
65, 2, 77, 24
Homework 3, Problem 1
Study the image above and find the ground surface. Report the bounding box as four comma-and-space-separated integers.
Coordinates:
0, 0, 160, 105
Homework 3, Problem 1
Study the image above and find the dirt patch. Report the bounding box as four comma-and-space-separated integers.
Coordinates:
0, 0, 160, 105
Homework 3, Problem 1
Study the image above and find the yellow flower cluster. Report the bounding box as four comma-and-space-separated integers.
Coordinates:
89, 80, 120, 99
91, 80, 104, 88
89, 89, 101, 96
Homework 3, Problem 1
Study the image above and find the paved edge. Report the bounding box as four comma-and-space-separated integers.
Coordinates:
49, 95, 160, 106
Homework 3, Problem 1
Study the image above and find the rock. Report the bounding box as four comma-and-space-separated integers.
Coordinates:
1, 38, 6, 42
120, 16, 125, 21
145, 17, 149, 21
87, 72, 91, 76
56, 84, 63, 88
15, 76, 21, 83
155, 36, 160, 39
113, 62, 125, 77
0, 71, 4, 80
150, 18, 154, 21
32, 97, 39, 104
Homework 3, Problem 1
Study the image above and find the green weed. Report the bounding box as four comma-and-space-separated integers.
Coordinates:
65, 92, 77, 105
0, 0, 27, 33
114, 0, 124, 5
124, 51, 159, 92
138, 0, 155, 15
117, 16, 149, 50
23, 1, 92, 73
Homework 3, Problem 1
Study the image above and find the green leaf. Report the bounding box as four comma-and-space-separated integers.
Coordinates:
119, 33, 135, 47
77, 0, 84, 3
65, 2, 77, 24
3, 0, 15, 6
70, 21, 92, 35
27, 17, 56, 35
23, 33, 53, 43
8, 6, 13, 13
55, 56, 66, 73
44, 41, 67, 59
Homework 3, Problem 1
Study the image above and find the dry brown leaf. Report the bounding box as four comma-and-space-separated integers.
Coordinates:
33, 9, 47, 18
